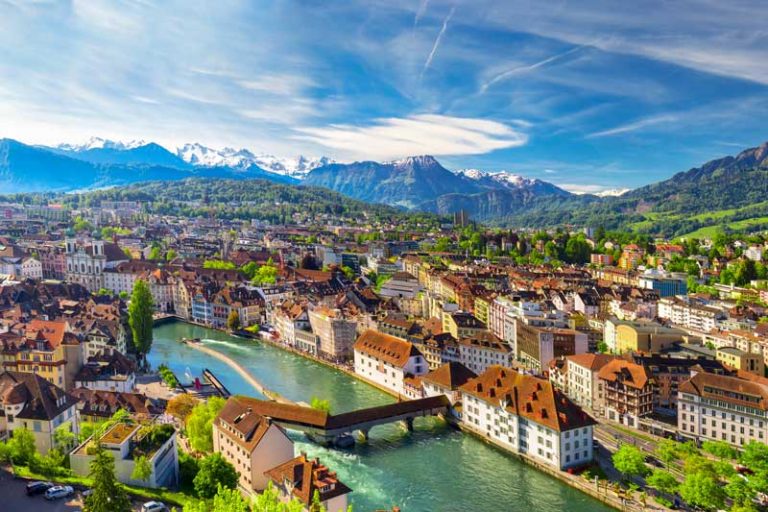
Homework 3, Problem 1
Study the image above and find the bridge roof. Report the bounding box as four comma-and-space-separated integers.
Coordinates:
230, 395, 450, 431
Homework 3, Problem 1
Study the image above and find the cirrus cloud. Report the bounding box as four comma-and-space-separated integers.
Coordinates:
294, 114, 528, 160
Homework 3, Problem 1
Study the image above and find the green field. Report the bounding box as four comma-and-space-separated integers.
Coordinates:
682, 216, 768, 239
627, 201, 768, 237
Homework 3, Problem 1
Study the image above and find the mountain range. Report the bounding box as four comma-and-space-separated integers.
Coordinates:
1, 136, 766, 237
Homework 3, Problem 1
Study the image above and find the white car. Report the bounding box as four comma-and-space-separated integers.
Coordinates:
44, 485, 74, 500
141, 501, 167, 512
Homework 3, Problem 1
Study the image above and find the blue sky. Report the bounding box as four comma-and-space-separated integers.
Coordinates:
1, 0, 767, 192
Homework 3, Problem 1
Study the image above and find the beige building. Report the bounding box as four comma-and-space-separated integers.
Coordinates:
308, 307, 357, 361
266, 454, 352, 512
213, 396, 295, 492
716, 347, 765, 376
0, 371, 79, 454
614, 323, 684, 354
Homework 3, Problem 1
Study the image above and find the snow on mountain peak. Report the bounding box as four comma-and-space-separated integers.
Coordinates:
455, 168, 539, 188
176, 143, 333, 177
58, 137, 148, 152
593, 188, 630, 197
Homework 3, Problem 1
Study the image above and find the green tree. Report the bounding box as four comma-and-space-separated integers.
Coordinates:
184, 484, 251, 512
646, 469, 678, 495
226, 310, 241, 331
165, 249, 177, 261
128, 279, 154, 369
252, 481, 307, 512
701, 440, 737, 460
310, 396, 331, 413
252, 259, 278, 286
564, 236, 591, 264
186, 397, 226, 453
655, 439, 679, 469
83, 445, 132, 512
148, 246, 163, 261
725, 474, 755, 507
679, 471, 725, 511
131, 454, 152, 482
193, 453, 239, 499
612, 444, 648, 478
203, 260, 236, 270
740, 441, 768, 472
54, 422, 76, 451
8, 427, 36, 465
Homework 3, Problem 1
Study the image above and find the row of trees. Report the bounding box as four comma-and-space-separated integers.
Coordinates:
612, 438, 768, 511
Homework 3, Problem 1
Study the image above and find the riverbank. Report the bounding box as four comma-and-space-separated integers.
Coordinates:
180, 339, 293, 404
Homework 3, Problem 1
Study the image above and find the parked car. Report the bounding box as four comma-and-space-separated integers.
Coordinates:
141, 501, 168, 512
44, 485, 74, 500
25, 481, 53, 496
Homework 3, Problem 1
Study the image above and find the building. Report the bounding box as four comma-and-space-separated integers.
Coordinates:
614, 322, 685, 354
657, 297, 725, 332
457, 332, 513, 375
70, 420, 178, 488
65, 239, 128, 291
73, 352, 136, 393
590, 254, 613, 266
353, 329, 428, 396
678, 372, 767, 447
515, 324, 588, 373
213, 396, 295, 492
308, 307, 357, 361
442, 312, 486, 340
460, 366, 596, 470
421, 362, 476, 405
549, 354, 617, 413
0, 320, 83, 390
265, 454, 352, 512
0, 371, 79, 454
716, 347, 765, 376
597, 360, 654, 427
638, 269, 687, 297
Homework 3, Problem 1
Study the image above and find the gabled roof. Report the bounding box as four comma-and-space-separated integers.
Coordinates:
215, 396, 287, 452
680, 372, 768, 411
565, 353, 617, 372
265, 454, 351, 506
460, 366, 595, 432
0, 371, 76, 421
422, 362, 476, 390
598, 360, 652, 389
353, 329, 422, 368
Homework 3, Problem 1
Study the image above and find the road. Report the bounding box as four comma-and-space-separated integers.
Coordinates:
0, 469, 83, 512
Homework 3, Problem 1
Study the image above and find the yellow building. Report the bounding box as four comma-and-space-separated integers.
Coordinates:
1, 320, 83, 390
615, 323, 684, 354
442, 312, 486, 339
716, 347, 765, 376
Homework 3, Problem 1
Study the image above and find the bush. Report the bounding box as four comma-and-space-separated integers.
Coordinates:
193, 453, 238, 499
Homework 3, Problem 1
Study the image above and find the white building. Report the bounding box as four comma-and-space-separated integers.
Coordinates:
658, 296, 725, 332
353, 329, 428, 396
678, 372, 767, 448
65, 239, 128, 291
549, 354, 617, 413
457, 332, 514, 376
460, 366, 596, 470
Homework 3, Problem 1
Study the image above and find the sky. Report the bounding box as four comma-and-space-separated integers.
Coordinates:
0, 0, 767, 193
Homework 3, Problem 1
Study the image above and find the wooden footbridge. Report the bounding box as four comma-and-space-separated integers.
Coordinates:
232, 395, 451, 445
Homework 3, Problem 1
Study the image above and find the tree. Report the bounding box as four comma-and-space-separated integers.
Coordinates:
165, 249, 177, 261
83, 445, 131, 512
252, 481, 307, 512
725, 474, 755, 507
646, 469, 678, 495
655, 439, 679, 469
252, 259, 278, 286
167, 394, 199, 422
678, 471, 725, 511
612, 444, 648, 478
185, 484, 251, 512
8, 427, 36, 465
564, 236, 591, 264
129, 279, 154, 369
740, 441, 768, 472
131, 454, 152, 482
148, 246, 163, 261
310, 396, 331, 413
186, 397, 226, 453
193, 453, 239, 499
701, 440, 737, 460
54, 422, 76, 451
226, 310, 240, 331
178, 449, 200, 489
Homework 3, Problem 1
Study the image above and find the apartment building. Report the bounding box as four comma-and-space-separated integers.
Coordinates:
549, 354, 617, 413
460, 366, 596, 470
213, 396, 295, 492
457, 331, 513, 376
353, 329, 427, 396
308, 307, 357, 361
515, 323, 588, 373
597, 360, 654, 427
266, 454, 352, 512
678, 372, 767, 448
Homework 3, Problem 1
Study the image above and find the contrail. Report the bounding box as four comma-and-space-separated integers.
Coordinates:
414, 0, 429, 26
480, 44, 586, 93
421, 6, 455, 78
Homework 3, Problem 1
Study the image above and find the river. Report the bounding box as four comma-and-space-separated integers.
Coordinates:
149, 321, 612, 512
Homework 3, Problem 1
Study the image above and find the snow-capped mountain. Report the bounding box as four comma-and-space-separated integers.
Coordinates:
57, 137, 148, 152
177, 143, 332, 178
454, 168, 546, 189
594, 188, 630, 197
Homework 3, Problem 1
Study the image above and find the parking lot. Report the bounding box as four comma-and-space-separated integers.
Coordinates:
0, 469, 84, 512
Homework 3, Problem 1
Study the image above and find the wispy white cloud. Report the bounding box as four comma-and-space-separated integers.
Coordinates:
586, 114, 677, 138
421, 6, 455, 78
480, 45, 588, 93
237, 74, 317, 97
295, 114, 528, 160
414, 0, 429, 25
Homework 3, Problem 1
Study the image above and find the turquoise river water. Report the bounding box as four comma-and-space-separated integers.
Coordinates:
149, 321, 612, 512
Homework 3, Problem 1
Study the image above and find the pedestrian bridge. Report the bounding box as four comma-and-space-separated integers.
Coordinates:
237, 395, 451, 445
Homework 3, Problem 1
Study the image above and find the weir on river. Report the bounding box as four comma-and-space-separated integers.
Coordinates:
150, 321, 613, 512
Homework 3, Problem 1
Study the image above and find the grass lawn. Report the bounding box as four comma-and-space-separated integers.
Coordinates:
12, 465, 195, 507
682, 215, 768, 238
